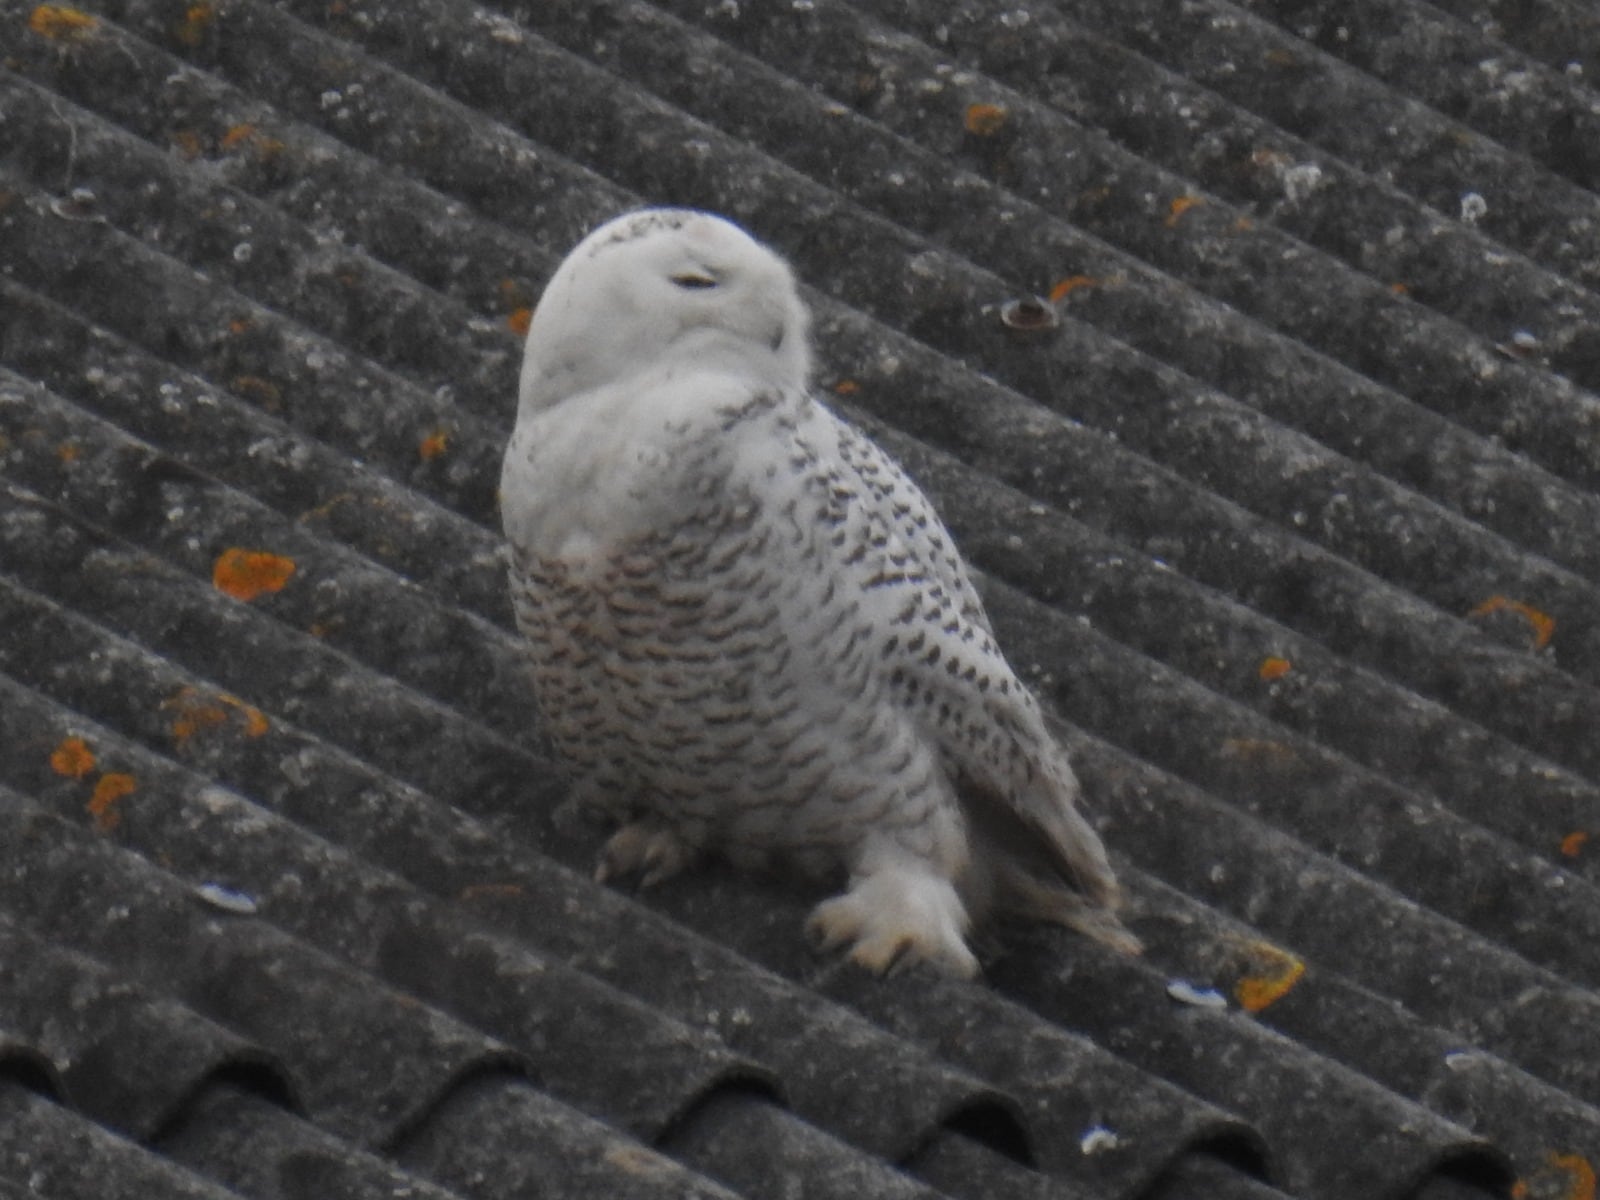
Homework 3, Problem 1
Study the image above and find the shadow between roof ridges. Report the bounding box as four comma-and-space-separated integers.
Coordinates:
1425, 0, 1600, 76
0, 1081, 249, 1200
0, 66, 525, 423
983, 575, 1600, 990
155, 1079, 480, 1200
650, 867, 1508, 1200
864, 414, 1600, 870
10, 357, 1600, 997
11, 256, 1600, 889
12, 329, 1600, 985
0, 765, 539, 1153
18, 0, 1600, 684
1108, 857, 1600, 1170
17, 130, 1600, 806
251, 0, 1600, 519
0, 903, 297, 1141
1188, 0, 1600, 191
0, 170, 513, 535
18, 18, 1600, 729
215, 0, 1600, 675
513, 0, 1600, 538
14, 205, 1600, 850
0, 678, 1190, 1200
0, 604, 1120, 1190
81, 0, 1593, 569
0, 363, 539, 754
1042, 709, 1600, 1109
0, 685, 788, 1152
1028, 0, 1600, 284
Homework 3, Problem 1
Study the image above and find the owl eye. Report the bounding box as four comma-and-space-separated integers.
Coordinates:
670, 272, 719, 290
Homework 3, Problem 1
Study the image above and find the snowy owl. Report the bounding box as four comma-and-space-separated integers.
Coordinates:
501, 208, 1137, 977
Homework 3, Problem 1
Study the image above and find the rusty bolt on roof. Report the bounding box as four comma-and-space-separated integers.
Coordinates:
998, 295, 1060, 340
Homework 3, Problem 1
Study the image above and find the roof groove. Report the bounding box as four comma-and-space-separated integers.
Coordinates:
644, 870, 1507, 1200
1232, 0, 1600, 193
8, 364, 1600, 1009
0, 560, 1126, 1190
1046, 0, 1600, 293
0, 1083, 247, 1200
1422, 0, 1600, 76
0, 782, 524, 1149
13, 4, 1600, 756
0, 557, 1242, 1196
0, 908, 284, 1140
4, 0, 1597, 1194
649, 0, 1600, 483
12, 418, 1592, 1179
517, 0, 1600, 576
228, 0, 1600, 693
0, 680, 970, 1197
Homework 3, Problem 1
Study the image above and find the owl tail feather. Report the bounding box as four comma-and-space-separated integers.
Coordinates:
990, 863, 1143, 956
958, 773, 1142, 956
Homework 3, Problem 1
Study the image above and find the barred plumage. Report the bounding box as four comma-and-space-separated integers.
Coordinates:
501, 208, 1136, 976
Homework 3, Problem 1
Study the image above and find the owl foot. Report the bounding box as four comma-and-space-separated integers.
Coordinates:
594, 821, 696, 888
807, 861, 979, 979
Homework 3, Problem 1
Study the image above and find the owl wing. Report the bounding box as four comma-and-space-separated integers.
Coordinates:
805, 401, 1128, 933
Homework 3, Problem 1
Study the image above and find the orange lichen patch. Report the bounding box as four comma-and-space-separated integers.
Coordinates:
419, 429, 452, 461
228, 317, 253, 335
458, 882, 526, 901
237, 699, 270, 737
1048, 275, 1099, 303
220, 123, 257, 150
1553, 1155, 1597, 1200
1561, 831, 1591, 859
173, 1, 215, 46
831, 379, 860, 396
165, 686, 271, 744
28, 5, 97, 38
1234, 940, 1306, 1013
1218, 737, 1298, 765
1165, 195, 1205, 226
50, 736, 96, 779
231, 375, 282, 408
172, 130, 205, 160
498, 278, 535, 320
89, 773, 136, 832
56, 441, 80, 464
1389, 282, 1411, 295
213, 548, 296, 602
1518, 1154, 1598, 1200
1469, 594, 1555, 650
964, 103, 1008, 136
1233, 216, 1254, 232
1258, 656, 1292, 681
1264, 47, 1297, 67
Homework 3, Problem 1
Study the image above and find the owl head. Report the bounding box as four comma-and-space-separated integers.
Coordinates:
518, 208, 813, 415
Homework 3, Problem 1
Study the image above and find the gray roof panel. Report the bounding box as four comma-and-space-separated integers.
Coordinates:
3, 0, 1598, 1195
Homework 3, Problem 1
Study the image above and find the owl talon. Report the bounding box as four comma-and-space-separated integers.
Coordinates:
595, 822, 695, 888
807, 859, 979, 979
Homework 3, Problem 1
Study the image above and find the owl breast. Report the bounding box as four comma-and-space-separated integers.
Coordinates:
507, 401, 957, 877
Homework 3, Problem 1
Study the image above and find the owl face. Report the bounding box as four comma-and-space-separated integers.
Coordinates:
518, 208, 812, 415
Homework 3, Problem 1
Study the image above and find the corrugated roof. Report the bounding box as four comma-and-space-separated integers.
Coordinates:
2, 0, 1598, 1196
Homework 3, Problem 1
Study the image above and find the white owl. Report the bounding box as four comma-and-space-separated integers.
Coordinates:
501, 208, 1137, 977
